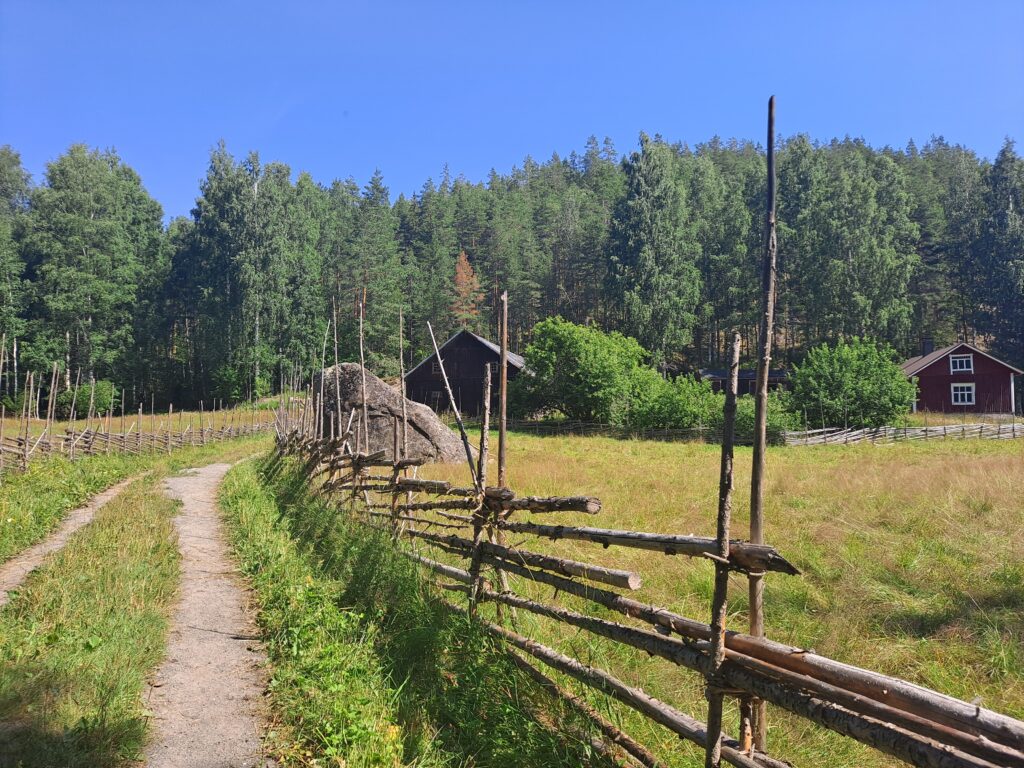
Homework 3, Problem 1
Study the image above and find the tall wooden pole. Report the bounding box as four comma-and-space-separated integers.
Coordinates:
468, 365, 491, 613
332, 297, 343, 448
749, 95, 778, 750
705, 332, 741, 767
398, 307, 408, 458
427, 321, 478, 489
358, 299, 369, 454
498, 290, 509, 488
318, 318, 330, 441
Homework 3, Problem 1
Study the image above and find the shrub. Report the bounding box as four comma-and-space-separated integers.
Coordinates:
628, 371, 722, 431
725, 391, 797, 445
55, 380, 119, 419
510, 317, 648, 424
791, 338, 916, 428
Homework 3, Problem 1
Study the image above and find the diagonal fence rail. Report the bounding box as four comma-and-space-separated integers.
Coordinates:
273, 413, 1024, 768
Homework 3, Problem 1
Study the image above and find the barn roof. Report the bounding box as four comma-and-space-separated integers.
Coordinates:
405, 329, 526, 379
901, 342, 1024, 376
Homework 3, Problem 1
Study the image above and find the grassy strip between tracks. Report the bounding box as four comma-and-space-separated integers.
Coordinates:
0, 436, 270, 767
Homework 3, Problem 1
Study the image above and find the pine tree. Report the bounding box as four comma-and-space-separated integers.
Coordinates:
0, 146, 29, 343
20, 145, 163, 383
610, 134, 701, 367
450, 250, 483, 330
976, 140, 1024, 367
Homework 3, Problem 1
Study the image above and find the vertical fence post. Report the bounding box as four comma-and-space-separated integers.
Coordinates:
705, 332, 741, 767
748, 95, 777, 750
469, 366, 491, 614
498, 290, 509, 489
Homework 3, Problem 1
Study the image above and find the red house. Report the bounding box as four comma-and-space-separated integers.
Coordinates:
901, 342, 1022, 414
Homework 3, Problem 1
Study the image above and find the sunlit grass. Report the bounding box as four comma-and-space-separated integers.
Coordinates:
411, 433, 1024, 767
0, 436, 269, 767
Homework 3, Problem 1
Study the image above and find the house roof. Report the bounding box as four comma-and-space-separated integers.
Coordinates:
901, 342, 1024, 376
405, 329, 526, 380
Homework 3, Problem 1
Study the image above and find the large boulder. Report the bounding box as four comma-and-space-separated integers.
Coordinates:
313, 363, 469, 464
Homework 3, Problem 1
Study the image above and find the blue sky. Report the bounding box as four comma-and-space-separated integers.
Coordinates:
2, 1, 1022, 219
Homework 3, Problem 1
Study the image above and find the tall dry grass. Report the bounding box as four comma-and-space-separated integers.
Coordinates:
415, 433, 1023, 767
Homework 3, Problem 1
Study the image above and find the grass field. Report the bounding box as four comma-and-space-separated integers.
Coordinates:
409, 432, 1024, 767
0, 436, 270, 767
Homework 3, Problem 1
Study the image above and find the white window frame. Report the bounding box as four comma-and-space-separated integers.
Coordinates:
949, 354, 974, 373
951, 382, 975, 406
431, 360, 442, 375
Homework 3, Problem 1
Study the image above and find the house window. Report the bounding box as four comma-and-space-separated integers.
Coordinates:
431, 360, 442, 375
951, 383, 975, 406
949, 354, 973, 373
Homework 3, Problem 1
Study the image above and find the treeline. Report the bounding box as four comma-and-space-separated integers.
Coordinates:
0, 133, 1021, 406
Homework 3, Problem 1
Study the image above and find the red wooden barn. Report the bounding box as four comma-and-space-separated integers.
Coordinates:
901, 342, 1022, 414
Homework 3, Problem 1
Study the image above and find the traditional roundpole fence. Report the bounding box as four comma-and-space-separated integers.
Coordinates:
273, 308, 1024, 768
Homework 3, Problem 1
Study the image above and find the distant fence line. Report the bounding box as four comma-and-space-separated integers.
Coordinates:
782, 422, 1023, 445
453, 418, 1024, 446
0, 412, 274, 478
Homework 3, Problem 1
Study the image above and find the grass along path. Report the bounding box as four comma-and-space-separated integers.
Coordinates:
0, 474, 141, 608
0, 452, 148, 564
220, 455, 622, 767
0, 436, 269, 767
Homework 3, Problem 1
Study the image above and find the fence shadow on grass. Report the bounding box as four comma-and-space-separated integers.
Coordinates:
879, 578, 1024, 643
261, 456, 618, 768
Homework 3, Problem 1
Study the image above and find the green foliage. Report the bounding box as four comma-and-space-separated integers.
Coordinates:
511, 317, 648, 423
19, 145, 164, 380
610, 134, 701, 365
512, 318, 731, 433
791, 338, 917, 427
628, 370, 723, 431
724, 392, 797, 445
54, 379, 118, 419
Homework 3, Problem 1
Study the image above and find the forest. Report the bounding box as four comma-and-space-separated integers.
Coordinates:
0, 132, 1021, 407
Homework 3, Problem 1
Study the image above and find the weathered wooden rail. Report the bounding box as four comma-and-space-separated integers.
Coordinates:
783, 423, 1023, 445
274, 407, 1024, 768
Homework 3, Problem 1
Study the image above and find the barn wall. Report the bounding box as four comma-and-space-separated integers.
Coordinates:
405, 335, 520, 416
913, 345, 1015, 413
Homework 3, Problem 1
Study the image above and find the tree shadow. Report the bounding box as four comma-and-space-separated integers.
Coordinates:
879, 581, 1024, 640
0, 664, 146, 768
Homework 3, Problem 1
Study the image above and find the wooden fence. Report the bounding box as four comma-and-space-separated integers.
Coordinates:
451, 419, 1024, 447
0, 407, 274, 478
273, 396, 1024, 768
782, 423, 1023, 445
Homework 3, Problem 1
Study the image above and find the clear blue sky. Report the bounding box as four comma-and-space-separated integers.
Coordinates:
2, 1, 1022, 219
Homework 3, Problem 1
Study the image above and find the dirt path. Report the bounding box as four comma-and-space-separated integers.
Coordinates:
0, 475, 139, 609
145, 463, 269, 768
